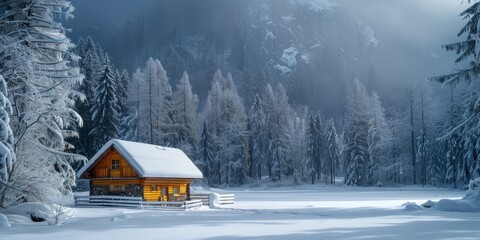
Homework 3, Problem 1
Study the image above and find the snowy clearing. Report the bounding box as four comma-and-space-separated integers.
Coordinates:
1, 186, 478, 240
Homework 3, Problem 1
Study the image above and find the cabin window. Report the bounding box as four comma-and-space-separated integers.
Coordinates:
161, 187, 167, 196
173, 187, 179, 195
111, 159, 120, 169
109, 185, 125, 192
150, 185, 157, 191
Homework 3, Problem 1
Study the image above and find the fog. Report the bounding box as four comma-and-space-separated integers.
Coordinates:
67, 0, 470, 120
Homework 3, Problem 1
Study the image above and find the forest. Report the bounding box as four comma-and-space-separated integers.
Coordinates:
0, 0, 479, 209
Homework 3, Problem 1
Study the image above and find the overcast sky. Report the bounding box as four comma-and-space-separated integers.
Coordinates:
341, 0, 469, 45
67, 0, 471, 80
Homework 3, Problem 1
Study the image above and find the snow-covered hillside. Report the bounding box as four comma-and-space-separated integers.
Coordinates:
1, 186, 477, 240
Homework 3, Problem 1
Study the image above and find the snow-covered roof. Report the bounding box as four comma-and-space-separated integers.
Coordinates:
77, 139, 203, 179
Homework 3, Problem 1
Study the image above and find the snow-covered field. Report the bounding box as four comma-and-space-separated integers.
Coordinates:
1, 185, 479, 240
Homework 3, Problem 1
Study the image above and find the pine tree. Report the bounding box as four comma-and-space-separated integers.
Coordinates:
325, 118, 340, 185
0, 75, 15, 184
305, 115, 318, 184
342, 79, 370, 186
0, 0, 85, 200
315, 115, 327, 182
248, 94, 266, 179
367, 92, 392, 185
172, 72, 197, 157
202, 70, 247, 185
75, 36, 101, 157
90, 55, 120, 152
137, 58, 174, 145
432, 1, 480, 183
197, 123, 214, 184
269, 84, 293, 181
118, 69, 130, 117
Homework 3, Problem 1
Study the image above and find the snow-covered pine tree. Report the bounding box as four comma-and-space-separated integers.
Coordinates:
0, 74, 15, 208
90, 55, 120, 152
427, 141, 445, 186
172, 72, 197, 157
432, 1, 480, 182
290, 108, 307, 184
201, 71, 224, 184
120, 68, 142, 142
0, 74, 15, 184
202, 70, 247, 185
263, 84, 277, 179
270, 84, 293, 181
137, 58, 174, 145
342, 78, 370, 186
117, 69, 136, 141
416, 127, 429, 187
314, 115, 327, 182
75, 36, 101, 157
0, 0, 86, 200
305, 115, 318, 184
197, 123, 214, 184
367, 92, 392, 186
325, 118, 340, 185
219, 73, 247, 185
248, 94, 266, 179
415, 94, 430, 187
118, 69, 130, 117
158, 62, 175, 146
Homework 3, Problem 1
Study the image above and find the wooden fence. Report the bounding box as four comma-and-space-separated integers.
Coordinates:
74, 195, 202, 210
189, 193, 235, 206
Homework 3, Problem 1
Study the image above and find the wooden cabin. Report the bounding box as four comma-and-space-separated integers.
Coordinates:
77, 139, 203, 202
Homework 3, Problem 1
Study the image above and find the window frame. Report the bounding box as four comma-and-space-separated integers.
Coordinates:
111, 159, 120, 170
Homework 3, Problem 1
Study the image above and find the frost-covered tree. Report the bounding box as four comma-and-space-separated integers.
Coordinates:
197, 123, 214, 184
172, 72, 197, 157
120, 68, 142, 142
325, 118, 340, 185
90, 55, 120, 151
367, 92, 392, 185
415, 94, 430, 187
118, 69, 130, 117
137, 58, 174, 145
305, 114, 326, 184
432, 1, 480, 183
342, 79, 370, 186
315, 116, 327, 182
266, 84, 293, 181
0, 74, 15, 186
305, 115, 318, 184
74, 36, 102, 157
0, 0, 85, 202
202, 71, 247, 185
290, 109, 307, 184
247, 94, 266, 179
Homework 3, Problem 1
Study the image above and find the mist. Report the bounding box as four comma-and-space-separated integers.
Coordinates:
67, 1, 467, 117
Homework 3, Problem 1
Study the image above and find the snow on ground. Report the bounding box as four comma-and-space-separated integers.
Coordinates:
1, 185, 479, 240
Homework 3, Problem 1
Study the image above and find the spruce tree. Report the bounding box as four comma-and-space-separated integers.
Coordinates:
342, 79, 370, 186
0, 75, 15, 184
198, 123, 214, 184
75, 36, 101, 157
305, 115, 318, 184
248, 94, 266, 179
90, 55, 120, 151
325, 118, 340, 185
172, 72, 197, 157
0, 0, 85, 200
